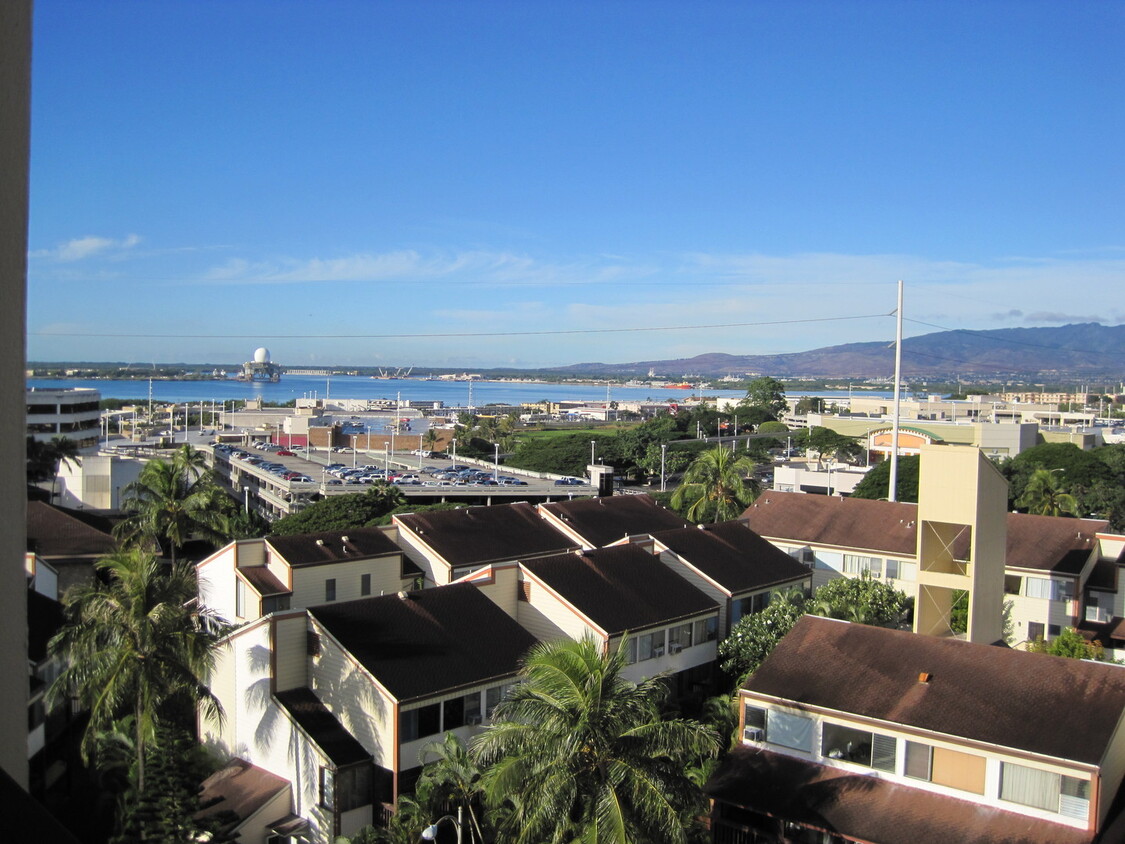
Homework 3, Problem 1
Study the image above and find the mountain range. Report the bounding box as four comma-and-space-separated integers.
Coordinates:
549, 323, 1125, 379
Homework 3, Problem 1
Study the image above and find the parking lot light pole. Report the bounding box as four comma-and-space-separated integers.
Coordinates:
591, 440, 596, 465
661, 443, 667, 492
494, 442, 499, 482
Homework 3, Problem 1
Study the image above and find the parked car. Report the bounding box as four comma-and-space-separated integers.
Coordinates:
554, 477, 584, 486
277, 450, 296, 456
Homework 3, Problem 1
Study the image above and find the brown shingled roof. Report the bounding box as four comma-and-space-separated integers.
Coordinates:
266, 526, 400, 568
747, 616, 1125, 764
742, 491, 1108, 574
26, 500, 116, 559
274, 688, 371, 766
522, 544, 718, 635
196, 758, 289, 828
309, 583, 536, 702
238, 566, 290, 597
707, 746, 1094, 844
539, 494, 692, 548
395, 502, 578, 568
650, 520, 811, 594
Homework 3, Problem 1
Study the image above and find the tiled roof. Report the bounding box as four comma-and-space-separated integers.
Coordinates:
26, 500, 116, 559
238, 566, 290, 597
275, 688, 371, 766
742, 491, 1107, 574
196, 758, 289, 828
266, 526, 400, 568
707, 746, 1094, 844
309, 584, 536, 702
522, 545, 718, 636
650, 521, 811, 594
395, 503, 578, 568
747, 616, 1125, 765
538, 494, 692, 548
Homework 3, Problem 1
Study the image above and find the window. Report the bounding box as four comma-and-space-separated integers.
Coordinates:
693, 617, 719, 643
1048, 624, 1061, 637
235, 578, 246, 618
844, 555, 882, 577
360, 573, 371, 596
820, 724, 896, 772
885, 560, 915, 581
486, 684, 513, 719
743, 704, 766, 741
624, 637, 638, 664
1024, 577, 1053, 600
463, 692, 482, 726
668, 623, 693, 653
767, 710, 814, 753
1028, 622, 1045, 643
637, 631, 664, 661
443, 696, 466, 730
400, 703, 441, 742
337, 763, 373, 812
904, 741, 932, 780
262, 594, 290, 614
1004, 575, 1023, 595
325, 578, 336, 602
319, 767, 335, 809
1001, 763, 1063, 812
931, 747, 986, 794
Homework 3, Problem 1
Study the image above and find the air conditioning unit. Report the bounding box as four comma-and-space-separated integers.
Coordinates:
743, 727, 765, 742
652, 646, 665, 657
668, 643, 683, 654
466, 715, 482, 726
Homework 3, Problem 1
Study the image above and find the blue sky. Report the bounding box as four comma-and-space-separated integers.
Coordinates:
26, 1, 1125, 369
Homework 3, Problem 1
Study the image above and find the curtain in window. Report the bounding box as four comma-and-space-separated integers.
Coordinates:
1001, 763, 1060, 812
768, 711, 814, 752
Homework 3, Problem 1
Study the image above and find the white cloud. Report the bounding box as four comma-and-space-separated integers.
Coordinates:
31, 233, 143, 262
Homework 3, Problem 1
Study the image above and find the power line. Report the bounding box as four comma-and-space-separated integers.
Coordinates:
30, 312, 890, 341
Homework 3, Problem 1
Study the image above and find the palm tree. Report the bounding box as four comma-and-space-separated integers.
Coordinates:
46, 547, 226, 796
671, 446, 760, 523
473, 637, 719, 844
1017, 468, 1079, 517
116, 444, 228, 562
422, 427, 441, 454
418, 732, 486, 843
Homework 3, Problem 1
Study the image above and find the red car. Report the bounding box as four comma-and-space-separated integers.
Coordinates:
277, 449, 296, 456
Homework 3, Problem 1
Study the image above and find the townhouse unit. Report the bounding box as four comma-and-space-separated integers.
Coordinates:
537, 494, 694, 549
464, 544, 721, 701
199, 584, 536, 843
26, 500, 116, 596
707, 615, 1125, 844
393, 502, 579, 585
197, 526, 416, 624
647, 520, 813, 636
742, 489, 1123, 648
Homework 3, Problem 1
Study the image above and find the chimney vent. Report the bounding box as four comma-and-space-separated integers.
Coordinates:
918, 672, 932, 684
397, 590, 409, 600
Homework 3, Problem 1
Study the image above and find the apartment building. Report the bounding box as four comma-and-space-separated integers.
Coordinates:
742, 491, 1122, 648
464, 544, 721, 699
197, 526, 416, 624
26, 387, 101, 450
393, 501, 579, 585
708, 615, 1125, 844
199, 585, 536, 842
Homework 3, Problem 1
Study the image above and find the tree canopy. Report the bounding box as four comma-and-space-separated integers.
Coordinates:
740, 377, 788, 419
671, 446, 760, 523
850, 454, 920, 502
269, 483, 406, 535
473, 636, 719, 844
1027, 627, 1105, 661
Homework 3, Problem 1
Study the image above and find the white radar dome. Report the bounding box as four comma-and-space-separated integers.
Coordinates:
253, 347, 271, 364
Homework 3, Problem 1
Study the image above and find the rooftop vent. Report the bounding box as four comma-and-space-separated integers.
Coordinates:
397, 590, 409, 600
918, 672, 932, 684
316, 539, 325, 546
342, 535, 349, 542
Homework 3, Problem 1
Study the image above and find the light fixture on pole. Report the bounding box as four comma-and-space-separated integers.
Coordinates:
421, 806, 463, 844
660, 443, 667, 492
494, 442, 499, 482
590, 440, 596, 465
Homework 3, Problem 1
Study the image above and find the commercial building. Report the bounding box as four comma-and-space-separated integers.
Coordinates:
26, 387, 101, 449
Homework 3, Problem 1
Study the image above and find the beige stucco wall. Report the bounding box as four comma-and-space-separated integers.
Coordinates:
0, 0, 30, 788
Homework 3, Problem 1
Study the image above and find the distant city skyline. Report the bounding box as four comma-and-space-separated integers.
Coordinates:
27, 1, 1125, 368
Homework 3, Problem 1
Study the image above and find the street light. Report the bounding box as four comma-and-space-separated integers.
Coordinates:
590, 440, 596, 465
660, 443, 667, 493
494, 442, 500, 482
421, 806, 462, 844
